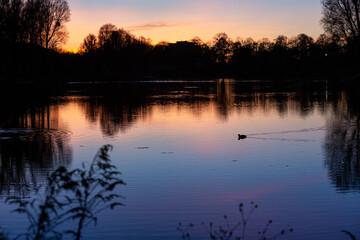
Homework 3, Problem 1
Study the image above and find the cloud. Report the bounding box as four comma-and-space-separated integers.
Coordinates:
127, 21, 177, 31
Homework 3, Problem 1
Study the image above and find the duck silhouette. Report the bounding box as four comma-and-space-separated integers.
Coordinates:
238, 134, 247, 140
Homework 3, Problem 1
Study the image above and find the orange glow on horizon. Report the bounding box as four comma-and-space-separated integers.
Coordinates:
64, 48, 80, 53
64, 1, 323, 50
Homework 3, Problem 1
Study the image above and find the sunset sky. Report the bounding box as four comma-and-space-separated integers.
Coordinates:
66, 0, 323, 50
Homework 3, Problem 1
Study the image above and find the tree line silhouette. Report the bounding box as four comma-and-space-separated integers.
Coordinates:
0, 0, 359, 83
63, 26, 359, 81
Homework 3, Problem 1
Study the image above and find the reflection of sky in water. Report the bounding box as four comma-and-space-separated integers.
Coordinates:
0, 83, 359, 239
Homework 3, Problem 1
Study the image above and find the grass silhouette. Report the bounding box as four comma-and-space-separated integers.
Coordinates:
178, 202, 293, 240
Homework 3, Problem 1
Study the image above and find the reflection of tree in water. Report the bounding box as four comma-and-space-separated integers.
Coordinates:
325, 92, 360, 192
216, 79, 235, 120
75, 82, 214, 137
77, 94, 152, 137
229, 82, 330, 120
73, 81, 335, 138
0, 102, 72, 197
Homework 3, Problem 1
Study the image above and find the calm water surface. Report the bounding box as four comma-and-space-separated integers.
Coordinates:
0, 80, 359, 239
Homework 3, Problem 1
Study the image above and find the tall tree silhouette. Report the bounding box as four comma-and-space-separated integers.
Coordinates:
289, 33, 314, 58
41, 0, 70, 49
213, 33, 232, 64
0, 0, 24, 42
98, 23, 117, 50
1, 0, 70, 49
80, 33, 97, 54
321, 0, 360, 42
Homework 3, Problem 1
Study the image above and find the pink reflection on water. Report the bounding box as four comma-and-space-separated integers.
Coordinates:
229, 183, 290, 200
208, 174, 327, 206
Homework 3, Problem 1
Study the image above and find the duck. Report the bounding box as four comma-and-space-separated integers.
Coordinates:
238, 134, 247, 140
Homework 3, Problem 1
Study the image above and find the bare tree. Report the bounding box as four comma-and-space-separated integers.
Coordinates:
21, 0, 70, 49
295, 33, 314, 50
98, 23, 117, 49
288, 33, 314, 58
213, 32, 232, 64
137, 36, 152, 46
80, 33, 97, 54
321, 0, 360, 41
242, 37, 257, 51
156, 41, 169, 46
190, 36, 203, 45
22, 0, 43, 45
258, 38, 272, 51
274, 35, 288, 48
109, 28, 135, 49
42, 0, 70, 49
0, 0, 24, 42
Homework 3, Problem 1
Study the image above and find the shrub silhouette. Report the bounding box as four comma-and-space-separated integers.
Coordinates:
5, 144, 125, 240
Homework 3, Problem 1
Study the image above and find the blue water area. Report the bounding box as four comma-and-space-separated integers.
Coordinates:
0, 80, 359, 239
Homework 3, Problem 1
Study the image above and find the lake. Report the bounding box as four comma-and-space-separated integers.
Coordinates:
0, 80, 359, 240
